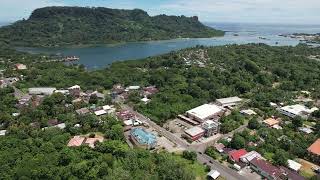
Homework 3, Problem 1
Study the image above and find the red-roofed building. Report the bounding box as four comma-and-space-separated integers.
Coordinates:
307, 138, 320, 164
67, 136, 85, 147
250, 158, 286, 180
143, 86, 158, 97
228, 149, 248, 162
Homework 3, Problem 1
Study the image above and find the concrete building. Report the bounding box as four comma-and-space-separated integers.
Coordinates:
278, 104, 318, 119
29, 87, 57, 95
186, 104, 224, 122
184, 126, 205, 141
202, 120, 219, 137
130, 128, 157, 149
287, 160, 302, 172
216, 96, 242, 107
0, 130, 7, 136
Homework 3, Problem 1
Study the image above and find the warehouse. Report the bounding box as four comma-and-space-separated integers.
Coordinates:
186, 104, 224, 122
216, 96, 242, 108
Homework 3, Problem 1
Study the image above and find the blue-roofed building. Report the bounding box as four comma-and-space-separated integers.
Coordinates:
130, 128, 157, 149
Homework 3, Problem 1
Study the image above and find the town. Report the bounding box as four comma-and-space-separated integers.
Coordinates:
1, 56, 320, 180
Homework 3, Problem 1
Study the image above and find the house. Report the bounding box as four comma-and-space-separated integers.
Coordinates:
0, 130, 7, 136
15, 63, 27, 70
278, 104, 318, 119
54, 89, 69, 95
214, 143, 225, 153
287, 160, 302, 172
216, 96, 242, 108
263, 118, 280, 127
228, 149, 248, 162
76, 108, 90, 115
68, 85, 81, 90
84, 136, 104, 148
130, 128, 157, 149
240, 151, 262, 164
207, 170, 220, 180
116, 110, 135, 120
307, 138, 320, 163
124, 119, 142, 126
298, 127, 313, 134
250, 158, 285, 180
184, 126, 205, 141
240, 109, 257, 116
141, 97, 150, 104
127, 86, 140, 91
67, 136, 85, 147
28, 87, 57, 95
94, 110, 107, 116
186, 104, 224, 122
143, 86, 158, 97
67, 135, 104, 148
202, 120, 220, 137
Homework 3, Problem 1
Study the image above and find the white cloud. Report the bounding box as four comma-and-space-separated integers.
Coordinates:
0, 0, 64, 21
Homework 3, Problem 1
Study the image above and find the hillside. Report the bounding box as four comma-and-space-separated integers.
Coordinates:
0, 6, 224, 47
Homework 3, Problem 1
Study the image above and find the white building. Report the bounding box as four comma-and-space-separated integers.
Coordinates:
240, 109, 257, 116
278, 104, 318, 118
0, 130, 7, 136
207, 170, 220, 180
184, 126, 205, 141
68, 85, 81, 90
216, 96, 242, 107
187, 104, 224, 122
127, 86, 140, 91
94, 110, 107, 116
288, 160, 302, 172
29, 87, 57, 95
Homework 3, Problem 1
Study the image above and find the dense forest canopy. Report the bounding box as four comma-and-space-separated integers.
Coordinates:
0, 6, 224, 47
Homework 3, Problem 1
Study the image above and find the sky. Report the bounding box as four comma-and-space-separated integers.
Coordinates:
0, 0, 319, 24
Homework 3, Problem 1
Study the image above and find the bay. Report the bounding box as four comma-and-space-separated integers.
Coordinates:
16, 22, 320, 70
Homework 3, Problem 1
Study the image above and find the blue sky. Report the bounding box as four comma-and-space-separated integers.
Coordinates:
1, 0, 319, 24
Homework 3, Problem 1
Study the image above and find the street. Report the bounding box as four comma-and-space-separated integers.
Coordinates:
122, 105, 248, 180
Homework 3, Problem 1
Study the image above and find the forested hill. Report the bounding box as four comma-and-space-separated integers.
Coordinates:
0, 6, 224, 47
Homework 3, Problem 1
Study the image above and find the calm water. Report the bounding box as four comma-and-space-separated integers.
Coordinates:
17, 22, 320, 70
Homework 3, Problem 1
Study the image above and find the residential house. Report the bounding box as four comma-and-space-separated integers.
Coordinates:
240, 109, 257, 116
15, 63, 27, 70
28, 87, 57, 95
278, 104, 318, 119
307, 138, 320, 164
250, 158, 286, 180
240, 151, 262, 164
143, 86, 158, 97
207, 170, 220, 180
76, 108, 90, 115
228, 149, 248, 163
287, 160, 302, 172
214, 143, 225, 153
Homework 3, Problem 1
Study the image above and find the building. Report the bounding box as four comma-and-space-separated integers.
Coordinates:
94, 110, 107, 116
240, 151, 262, 164
202, 120, 219, 137
216, 96, 242, 107
76, 108, 90, 115
307, 138, 320, 163
228, 149, 248, 162
214, 143, 225, 153
143, 86, 158, 97
0, 130, 7, 136
240, 109, 257, 116
250, 158, 285, 180
278, 104, 318, 119
127, 86, 140, 91
15, 63, 27, 70
141, 97, 150, 104
263, 118, 280, 127
298, 127, 313, 134
287, 160, 302, 172
207, 170, 220, 180
84, 136, 104, 148
184, 126, 205, 141
67, 136, 86, 147
29, 87, 57, 95
130, 128, 157, 149
186, 104, 224, 122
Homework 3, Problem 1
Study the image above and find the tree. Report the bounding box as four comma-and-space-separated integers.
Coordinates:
311, 110, 320, 118
248, 118, 260, 129
230, 134, 246, 149
182, 151, 197, 162
273, 149, 288, 166
292, 117, 303, 129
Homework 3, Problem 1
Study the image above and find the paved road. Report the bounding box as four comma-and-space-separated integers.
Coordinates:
122, 105, 247, 180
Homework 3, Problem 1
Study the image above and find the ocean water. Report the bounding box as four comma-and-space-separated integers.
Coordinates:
16, 22, 320, 70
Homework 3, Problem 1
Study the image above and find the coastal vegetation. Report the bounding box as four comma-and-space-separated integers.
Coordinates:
0, 6, 224, 47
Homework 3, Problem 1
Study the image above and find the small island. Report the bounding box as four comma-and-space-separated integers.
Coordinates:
0, 6, 224, 47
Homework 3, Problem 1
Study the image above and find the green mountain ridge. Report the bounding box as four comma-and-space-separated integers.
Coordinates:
0, 6, 224, 47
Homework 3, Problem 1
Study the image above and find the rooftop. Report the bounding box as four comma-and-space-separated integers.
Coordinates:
187, 104, 223, 120
308, 138, 320, 156
207, 170, 220, 179
67, 136, 85, 147
216, 96, 242, 105
240, 151, 262, 163
185, 126, 205, 137
287, 159, 302, 171
263, 118, 280, 126
250, 158, 283, 179
131, 128, 157, 146
229, 149, 248, 162
94, 110, 107, 116
280, 104, 318, 116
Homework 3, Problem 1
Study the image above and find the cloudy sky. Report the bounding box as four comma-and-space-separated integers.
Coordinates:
1, 0, 319, 24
